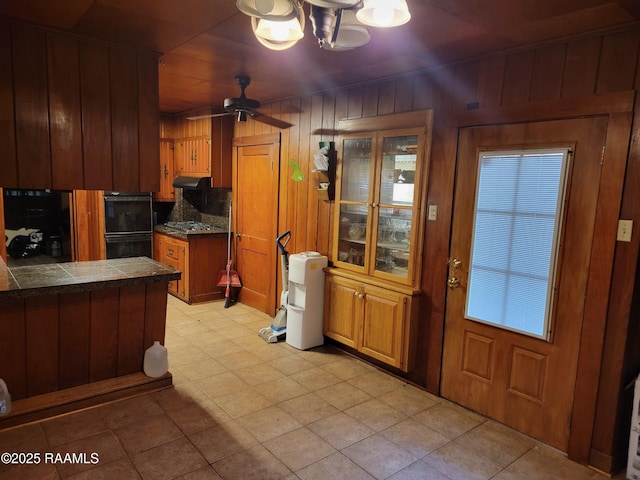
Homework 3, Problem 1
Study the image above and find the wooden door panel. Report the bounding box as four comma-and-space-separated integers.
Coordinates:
361, 288, 404, 367
441, 117, 609, 452
235, 140, 279, 314
324, 278, 359, 347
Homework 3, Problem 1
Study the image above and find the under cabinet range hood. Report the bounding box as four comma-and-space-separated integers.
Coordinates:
172, 175, 212, 190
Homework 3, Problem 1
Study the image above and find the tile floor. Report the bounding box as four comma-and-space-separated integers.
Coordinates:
0, 296, 629, 479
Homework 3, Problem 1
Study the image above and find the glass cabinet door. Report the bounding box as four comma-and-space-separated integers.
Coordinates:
336, 137, 374, 269
373, 134, 418, 280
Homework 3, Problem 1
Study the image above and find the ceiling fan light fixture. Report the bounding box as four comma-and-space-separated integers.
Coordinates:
236, 0, 297, 20
255, 16, 304, 42
356, 0, 411, 28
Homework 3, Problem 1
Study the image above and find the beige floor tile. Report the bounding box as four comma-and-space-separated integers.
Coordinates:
133, 437, 208, 480
214, 387, 274, 418
41, 407, 109, 448
269, 355, 317, 376
343, 434, 417, 480
215, 351, 263, 371
0, 423, 48, 452
345, 398, 407, 432
238, 405, 302, 442
504, 446, 603, 480
255, 376, 310, 403
278, 393, 339, 425
212, 444, 291, 480
174, 465, 222, 480
178, 358, 228, 381
296, 452, 375, 480
455, 420, 537, 468
103, 395, 165, 430
151, 383, 210, 412
423, 441, 502, 480
347, 371, 406, 397
0, 459, 59, 480
386, 460, 452, 480
113, 413, 183, 455
314, 381, 372, 411
167, 401, 232, 435
202, 341, 245, 359
263, 427, 336, 471
195, 371, 249, 400
290, 367, 342, 391
381, 418, 449, 459
65, 458, 140, 480
188, 421, 259, 464
233, 363, 287, 386
307, 412, 374, 450
412, 402, 485, 440
52, 430, 126, 478
320, 357, 375, 380
378, 384, 441, 416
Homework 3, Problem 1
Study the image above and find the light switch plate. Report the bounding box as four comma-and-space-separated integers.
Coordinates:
617, 220, 633, 242
428, 205, 438, 221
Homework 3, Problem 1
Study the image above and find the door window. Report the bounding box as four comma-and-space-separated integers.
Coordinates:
465, 148, 570, 339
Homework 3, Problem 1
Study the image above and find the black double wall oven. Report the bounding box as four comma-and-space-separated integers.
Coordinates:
103, 192, 153, 259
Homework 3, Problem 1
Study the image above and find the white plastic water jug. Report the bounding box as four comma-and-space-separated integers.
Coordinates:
0, 379, 11, 416
143, 341, 168, 378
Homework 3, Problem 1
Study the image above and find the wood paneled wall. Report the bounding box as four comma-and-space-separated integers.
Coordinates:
233, 26, 640, 473
0, 20, 160, 192
0, 282, 168, 400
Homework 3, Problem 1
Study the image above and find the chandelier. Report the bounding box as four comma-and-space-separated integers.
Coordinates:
236, 0, 411, 51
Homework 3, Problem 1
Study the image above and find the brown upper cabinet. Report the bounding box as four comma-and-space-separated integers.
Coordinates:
0, 21, 160, 192
172, 109, 234, 188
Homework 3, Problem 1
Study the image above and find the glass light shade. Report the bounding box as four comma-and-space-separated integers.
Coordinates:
236, 0, 296, 20
328, 9, 370, 51
255, 17, 304, 42
305, 0, 360, 7
250, 1, 305, 51
356, 0, 411, 28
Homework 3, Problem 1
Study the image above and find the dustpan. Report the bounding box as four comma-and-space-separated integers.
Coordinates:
217, 202, 242, 307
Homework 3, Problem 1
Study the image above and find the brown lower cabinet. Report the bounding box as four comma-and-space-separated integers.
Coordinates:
323, 270, 420, 372
154, 232, 227, 304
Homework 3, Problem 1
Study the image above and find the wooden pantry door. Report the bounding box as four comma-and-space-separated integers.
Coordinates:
233, 134, 280, 315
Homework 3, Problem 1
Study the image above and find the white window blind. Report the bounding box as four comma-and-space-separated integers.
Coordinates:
465, 148, 570, 340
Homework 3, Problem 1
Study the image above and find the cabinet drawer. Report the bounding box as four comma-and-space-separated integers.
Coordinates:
165, 243, 180, 260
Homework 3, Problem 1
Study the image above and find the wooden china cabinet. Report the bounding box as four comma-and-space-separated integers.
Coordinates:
323, 111, 433, 372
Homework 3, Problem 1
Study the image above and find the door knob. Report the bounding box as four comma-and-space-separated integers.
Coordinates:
448, 257, 462, 269
447, 277, 460, 289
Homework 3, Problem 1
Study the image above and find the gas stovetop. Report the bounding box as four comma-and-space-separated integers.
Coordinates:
164, 221, 221, 233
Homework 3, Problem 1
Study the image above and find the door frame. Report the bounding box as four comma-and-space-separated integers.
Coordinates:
427, 91, 635, 465
232, 133, 281, 315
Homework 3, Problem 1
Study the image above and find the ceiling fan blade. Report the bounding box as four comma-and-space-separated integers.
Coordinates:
249, 111, 293, 129
186, 111, 233, 120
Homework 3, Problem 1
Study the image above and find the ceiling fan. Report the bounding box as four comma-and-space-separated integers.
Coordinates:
187, 75, 293, 129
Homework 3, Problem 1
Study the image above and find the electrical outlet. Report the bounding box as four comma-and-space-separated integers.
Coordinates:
617, 220, 633, 242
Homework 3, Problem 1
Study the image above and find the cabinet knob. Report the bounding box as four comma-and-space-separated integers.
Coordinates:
371, 202, 378, 208
358, 293, 364, 299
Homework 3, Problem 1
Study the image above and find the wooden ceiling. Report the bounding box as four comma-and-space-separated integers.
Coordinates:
1, 0, 639, 113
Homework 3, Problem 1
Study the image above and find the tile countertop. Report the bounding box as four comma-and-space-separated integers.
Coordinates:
0, 256, 181, 299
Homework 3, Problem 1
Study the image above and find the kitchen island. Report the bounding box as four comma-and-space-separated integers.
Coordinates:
0, 256, 180, 428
